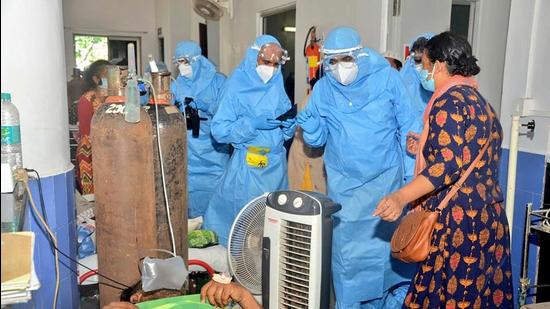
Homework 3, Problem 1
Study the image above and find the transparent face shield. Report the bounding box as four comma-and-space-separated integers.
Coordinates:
252, 43, 290, 67
322, 50, 366, 72
172, 55, 200, 66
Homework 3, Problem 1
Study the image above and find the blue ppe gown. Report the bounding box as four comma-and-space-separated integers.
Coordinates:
170, 41, 229, 219
203, 35, 295, 246
399, 33, 434, 183
302, 47, 422, 307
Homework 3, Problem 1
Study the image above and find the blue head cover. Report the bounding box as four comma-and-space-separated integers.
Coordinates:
318, 27, 391, 111
322, 26, 362, 53
236, 34, 285, 87
173, 40, 217, 97
175, 40, 202, 59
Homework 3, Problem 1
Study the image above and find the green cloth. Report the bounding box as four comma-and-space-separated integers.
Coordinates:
188, 230, 218, 248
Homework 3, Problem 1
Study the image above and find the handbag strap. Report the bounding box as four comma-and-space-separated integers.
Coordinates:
436, 102, 494, 212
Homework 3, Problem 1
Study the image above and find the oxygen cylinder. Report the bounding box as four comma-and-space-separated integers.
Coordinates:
147, 103, 188, 260
91, 102, 188, 306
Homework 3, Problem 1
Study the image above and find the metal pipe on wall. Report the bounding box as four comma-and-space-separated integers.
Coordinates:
506, 114, 520, 243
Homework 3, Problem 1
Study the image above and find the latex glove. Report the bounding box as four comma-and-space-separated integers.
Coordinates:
281, 118, 296, 129
190, 99, 209, 112
297, 110, 320, 133
251, 115, 281, 130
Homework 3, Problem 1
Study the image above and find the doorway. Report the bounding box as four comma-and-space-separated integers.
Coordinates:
199, 23, 208, 58
262, 7, 296, 103
450, 0, 477, 45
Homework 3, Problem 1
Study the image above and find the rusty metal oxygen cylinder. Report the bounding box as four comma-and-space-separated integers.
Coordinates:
91, 101, 188, 306
146, 103, 188, 260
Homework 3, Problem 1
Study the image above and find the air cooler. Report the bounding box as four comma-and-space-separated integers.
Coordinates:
262, 191, 341, 309
228, 191, 341, 309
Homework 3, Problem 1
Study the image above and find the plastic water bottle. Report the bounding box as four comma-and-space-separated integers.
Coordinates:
1, 93, 23, 171
124, 77, 141, 123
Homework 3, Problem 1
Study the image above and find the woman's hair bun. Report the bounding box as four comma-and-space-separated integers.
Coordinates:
453, 54, 480, 76
425, 32, 481, 77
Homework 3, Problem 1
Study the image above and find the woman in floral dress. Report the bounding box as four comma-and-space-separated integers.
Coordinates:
373, 32, 513, 308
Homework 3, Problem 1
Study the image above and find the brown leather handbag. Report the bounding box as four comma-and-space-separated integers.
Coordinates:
391, 106, 493, 263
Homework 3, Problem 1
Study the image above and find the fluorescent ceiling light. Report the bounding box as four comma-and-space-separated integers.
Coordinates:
283, 26, 296, 33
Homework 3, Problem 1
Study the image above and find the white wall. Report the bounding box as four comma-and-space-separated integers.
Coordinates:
62, 0, 158, 78
190, 8, 207, 43
393, 0, 452, 57
500, 0, 550, 155
156, 0, 173, 64
62, 0, 208, 78
156, 0, 194, 74
386, 0, 509, 115
473, 0, 511, 114
295, 0, 384, 104
218, 0, 293, 75
2, 0, 72, 176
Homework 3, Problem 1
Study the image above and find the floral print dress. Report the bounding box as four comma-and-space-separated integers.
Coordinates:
404, 85, 513, 308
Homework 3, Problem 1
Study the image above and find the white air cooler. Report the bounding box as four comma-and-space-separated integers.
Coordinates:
261, 191, 341, 309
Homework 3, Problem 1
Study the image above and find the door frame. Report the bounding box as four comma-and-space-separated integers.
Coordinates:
256, 2, 296, 37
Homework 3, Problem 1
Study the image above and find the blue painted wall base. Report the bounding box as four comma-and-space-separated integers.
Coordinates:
14, 169, 79, 309
498, 149, 546, 307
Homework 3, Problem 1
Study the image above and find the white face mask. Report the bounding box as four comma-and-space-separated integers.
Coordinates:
178, 63, 193, 78
256, 65, 276, 83
331, 62, 359, 86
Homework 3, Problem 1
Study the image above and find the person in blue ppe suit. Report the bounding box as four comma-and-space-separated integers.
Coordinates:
400, 33, 435, 183
170, 41, 229, 219
203, 35, 295, 246
297, 27, 422, 308
401, 33, 435, 110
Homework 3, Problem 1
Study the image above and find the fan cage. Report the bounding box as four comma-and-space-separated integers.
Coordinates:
228, 195, 267, 295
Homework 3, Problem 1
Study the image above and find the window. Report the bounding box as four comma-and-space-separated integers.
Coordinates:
74, 35, 141, 72
74, 35, 108, 70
